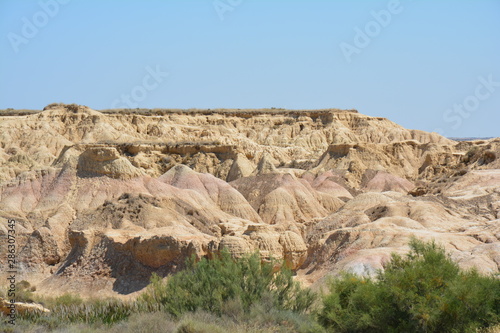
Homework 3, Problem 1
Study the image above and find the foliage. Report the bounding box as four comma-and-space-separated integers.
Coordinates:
19, 298, 137, 326
7, 239, 500, 332
3, 251, 317, 332
33, 293, 84, 309
139, 250, 316, 317
0, 280, 36, 303
318, 238, 500, 333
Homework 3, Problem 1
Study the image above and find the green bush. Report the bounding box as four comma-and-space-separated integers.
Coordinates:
318, 238, 500, 333
1, 280, 37, 303
56, 299, 136, 325
8, 250, 317, 332
54, 293, 84, 307
243, 298, 325, 333
34, 293, 84, 309
176, 312, 228, 333
139, 250, 316, 317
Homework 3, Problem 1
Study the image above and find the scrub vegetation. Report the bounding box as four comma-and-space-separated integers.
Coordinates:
1, 240, 499, 333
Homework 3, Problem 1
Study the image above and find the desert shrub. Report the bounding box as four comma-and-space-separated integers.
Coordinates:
7, 280, 35, 303
0, 319, 40, 333
16, 280, 31, 290
33, 292, 84, 309
318, 238, 500, 333
21, 297, 136, 326
10, 315, 64, 331
66, 104, 81, 113
139, 250, 316, 317
243, 296, 325, 333
54, 293, 84, 307
43, 103, 63, 110
57, 298, 136, 324
176, 311, 228, 333
105, 312, 177, 333
464, 146, 480, 163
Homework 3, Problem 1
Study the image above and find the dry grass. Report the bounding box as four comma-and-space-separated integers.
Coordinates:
0, 105, 359, 118
0, 109, 39, 116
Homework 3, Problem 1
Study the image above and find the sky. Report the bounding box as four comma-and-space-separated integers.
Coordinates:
0, 0, 499, 138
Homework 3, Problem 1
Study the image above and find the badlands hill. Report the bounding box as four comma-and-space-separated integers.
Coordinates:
0, 103, 498, 297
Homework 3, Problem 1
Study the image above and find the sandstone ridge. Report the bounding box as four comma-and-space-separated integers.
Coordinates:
0, 103, 498, 296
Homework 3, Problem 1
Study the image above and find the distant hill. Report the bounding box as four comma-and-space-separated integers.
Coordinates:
449, 137, 495, 141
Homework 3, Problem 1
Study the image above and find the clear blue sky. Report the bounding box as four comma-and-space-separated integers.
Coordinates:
1, 0, 499, 137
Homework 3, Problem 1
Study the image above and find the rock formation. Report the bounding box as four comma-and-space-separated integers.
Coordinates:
0, 103, 498, 297
0, 297, 50, 316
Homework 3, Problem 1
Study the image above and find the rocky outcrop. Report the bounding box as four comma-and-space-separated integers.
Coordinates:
252, 154, 278, 176
159, 164, 262, 224
226, 153, 255, 182
77, 147, 145, 179
0, 104, 456, 182
214, 226, 307, 270
301, 191, 500, 286
231, 173, 345, 226
0, 104, 498, 297
361, 170, 415, 194
0, 297, 50, 316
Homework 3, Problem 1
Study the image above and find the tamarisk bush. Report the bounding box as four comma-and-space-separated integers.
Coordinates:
318, 238, 500, 333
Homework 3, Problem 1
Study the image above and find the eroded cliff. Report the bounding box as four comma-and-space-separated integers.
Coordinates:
0, 104, 498, 297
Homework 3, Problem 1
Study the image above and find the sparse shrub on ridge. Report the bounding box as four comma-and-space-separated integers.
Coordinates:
318, 238, 500, 333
